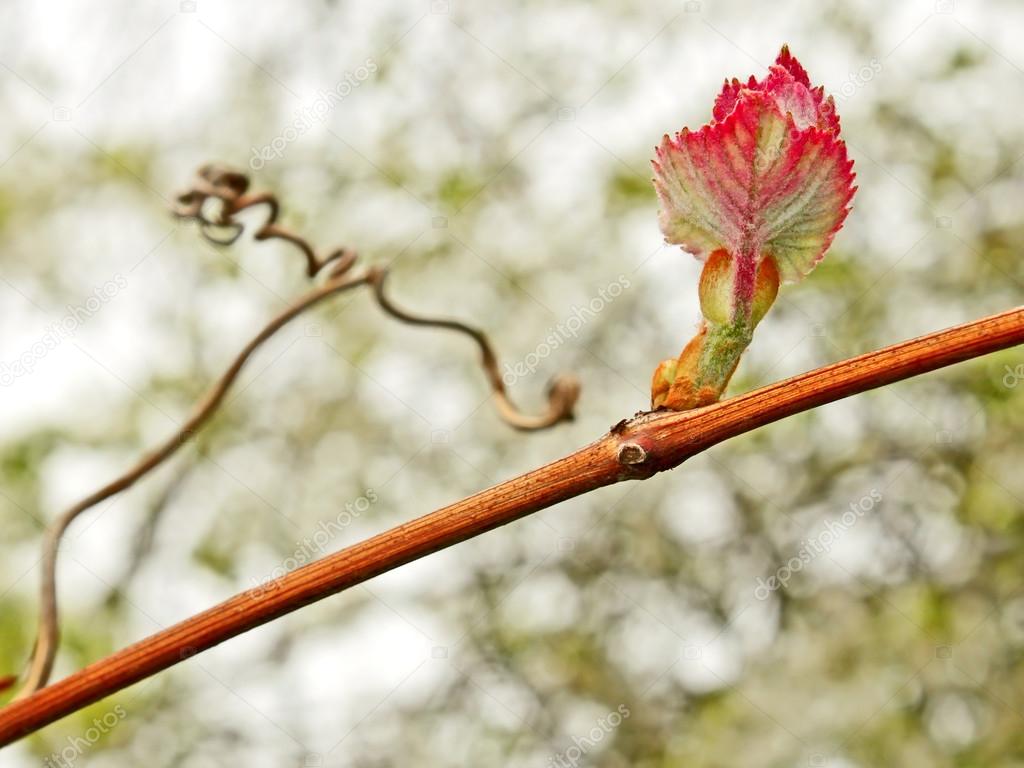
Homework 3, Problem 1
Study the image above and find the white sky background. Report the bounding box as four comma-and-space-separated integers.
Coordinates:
2, 0, 1023, 765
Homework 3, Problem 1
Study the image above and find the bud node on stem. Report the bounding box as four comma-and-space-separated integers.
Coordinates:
652, 252, 780, 411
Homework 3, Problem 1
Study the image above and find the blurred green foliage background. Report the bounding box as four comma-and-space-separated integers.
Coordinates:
1, 0, 1023, 766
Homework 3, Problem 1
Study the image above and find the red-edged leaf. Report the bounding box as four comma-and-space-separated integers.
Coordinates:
652, 47, 855, 283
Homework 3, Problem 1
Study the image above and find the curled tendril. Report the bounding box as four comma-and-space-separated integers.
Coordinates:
173, 164, 358, 279
369, 272, 581, 430
173, 164, 581, 431
13, 164, 579, 699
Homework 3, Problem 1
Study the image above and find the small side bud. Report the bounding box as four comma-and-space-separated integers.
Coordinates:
697, 249, 734, 325
750, 255, 780, 327
651, 358, 678, 409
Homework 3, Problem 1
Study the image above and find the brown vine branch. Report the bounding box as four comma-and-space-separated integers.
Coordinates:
12, 165, 577, 700
2, 304, 1020, 744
